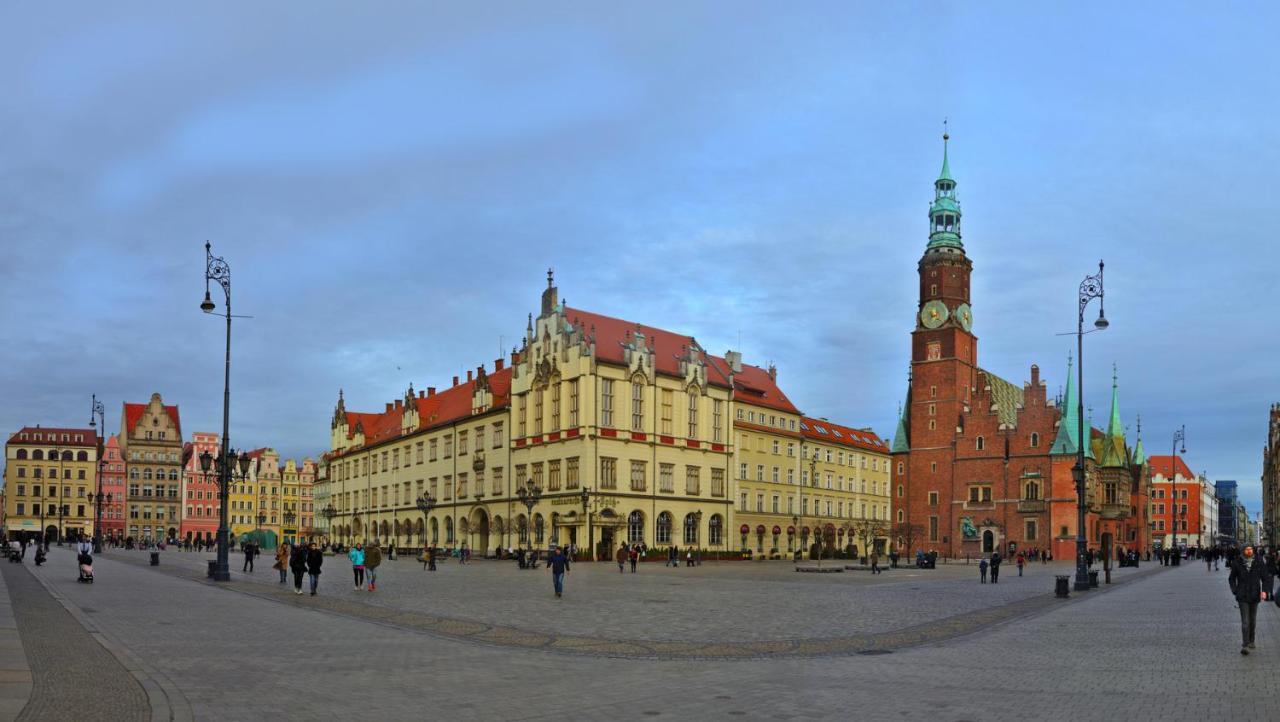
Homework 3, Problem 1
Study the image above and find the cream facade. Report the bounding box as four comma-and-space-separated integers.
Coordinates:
4, 426, 100, 543
121, 394, 184, 543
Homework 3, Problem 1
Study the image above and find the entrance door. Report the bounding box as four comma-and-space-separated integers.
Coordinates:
982, 530, 995, 554
599, 528, 614, 560
476, 512, 490, 556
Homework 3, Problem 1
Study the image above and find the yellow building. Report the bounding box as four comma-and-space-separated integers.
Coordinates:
4, 425, 100, 543
799, 417, 892, 557
280, 457, 316, 544
731, 366, 805, 557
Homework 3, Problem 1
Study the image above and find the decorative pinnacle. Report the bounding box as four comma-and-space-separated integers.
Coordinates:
547, 267, 554, 288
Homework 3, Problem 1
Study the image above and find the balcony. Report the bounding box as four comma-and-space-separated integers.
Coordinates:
1101, 503, 1130, 520
1017, 499, 1046, 514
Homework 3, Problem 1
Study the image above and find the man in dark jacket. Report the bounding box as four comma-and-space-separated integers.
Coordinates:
547, 546, 570, 598
242, 541, 256, 572
1228, 544, 1272, 654
305, 542, 323, 596
989, 551, 1002, 583
290, 543, 309, 595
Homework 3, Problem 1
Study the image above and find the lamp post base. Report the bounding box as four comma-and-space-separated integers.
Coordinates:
212, 568, 231, 582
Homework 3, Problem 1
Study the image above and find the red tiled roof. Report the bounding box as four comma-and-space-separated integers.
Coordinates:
337, 366, 513, 452
124, 402, 182, 437
800, 416, 889, 453
563, 306, 798, 414
6, 426, 98, 446
1148, 455, 1195, 481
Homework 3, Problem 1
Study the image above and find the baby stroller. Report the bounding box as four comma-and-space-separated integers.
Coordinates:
77, 552, 94, 583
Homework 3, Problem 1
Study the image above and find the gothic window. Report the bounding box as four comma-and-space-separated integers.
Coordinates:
1024, 480, 1041, 500
1030, 432, 1040, 448
631, 380, 644, 432
601, 379, 614, 427
976, 436, 985, 451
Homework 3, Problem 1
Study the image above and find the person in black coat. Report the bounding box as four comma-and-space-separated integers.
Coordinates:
1228, 544, 1273, 654
290, 543, 309, 595
989, 551, 1002, 583
305, 542, 324, 596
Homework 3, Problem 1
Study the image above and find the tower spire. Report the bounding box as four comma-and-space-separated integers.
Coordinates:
927, 127, 962, 252
892, 402, 910, 453
1050, 353, 1079, 455
1100, 364, 1128, 467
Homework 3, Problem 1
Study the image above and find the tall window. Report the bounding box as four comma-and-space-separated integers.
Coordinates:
630, 461, 647, 492
534, 388, 544, 435
566, 457, 579, 489
628, 510, 644, 543
659, 463, 674, 493
550, 382, 561, 431
600, 457, 617, 490
492, 422, 504, 449
712, 400, 722, 442
458, 431, 468, 455
492, 466, 504, 496
518, 394, 527, 438
444, 435, 453, 458
568, 380, 579, 427
711, 468, 725, 497
656, 512, 673, 544
532, 463, 543, 492
601, 379, 614, 427
684, 513, 698, 544
687, 391, 699, 438
685, 465, 700, 495
548, 460, 561, 491
709, 514, 722, 545
631, 381, 644, 432
660, 390, 673, 435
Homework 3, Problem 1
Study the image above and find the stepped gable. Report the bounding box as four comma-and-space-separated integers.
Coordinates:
124, 402, 182, 436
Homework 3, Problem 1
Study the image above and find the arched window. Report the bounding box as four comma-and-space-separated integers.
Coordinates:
517, 515, 528, 544
683, 513, 698, 545
628, 510, 644, 544
61, 450, 73, 461
143, 469, 153, 480
534, 514, 545, 544
15, 449, 27, 460
430, 517, 439, 543
1030, 432, 1039, 448
1024, 480, 1041, 500
976, 436, 985, 451
32, 450, 44, 461
77, 451, 88, 461
445, 516, 455, 543
656, 512, 672, 544
897, 509, 905, 523
708, 514, 722, 546
169, 470, 178, 480
129, 468, 139, 480
896, 461, 904, 475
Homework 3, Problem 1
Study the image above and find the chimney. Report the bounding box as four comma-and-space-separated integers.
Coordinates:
395, 399, 402, 410
512, 349, 520, 366
725, 350, 742, 374
768, 364, 777, 381
1030, 364, 1040, 386
418, 390, 425, 399
495, 358, 505, 371
467, 370, 473, 383
452, 376, 459, 387
428, 387, 436, 397
385, 403, 393, 412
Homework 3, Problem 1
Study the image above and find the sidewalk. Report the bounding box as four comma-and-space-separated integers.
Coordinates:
0, 567, 32, 721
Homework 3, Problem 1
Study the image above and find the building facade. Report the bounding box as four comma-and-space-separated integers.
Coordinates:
120, 393, 184, 543
280, 457, 316, 544
99, 434, 127, 542
1263, 404, 1280, 546
180, 432, 221, 546
894, 135, 1148, 560
4, 426, 100, 542
1149, 456, 1215, 549
312, 457, 331, 540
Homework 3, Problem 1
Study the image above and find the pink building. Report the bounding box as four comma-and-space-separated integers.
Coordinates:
99, 434, 127, 542
180, 432, 221, 545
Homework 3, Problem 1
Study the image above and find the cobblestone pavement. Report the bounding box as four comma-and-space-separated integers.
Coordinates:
102, 546, 1157, 649
25, 547, 1278, 721
0, 561, 148, 722
22, 550, 1280, 716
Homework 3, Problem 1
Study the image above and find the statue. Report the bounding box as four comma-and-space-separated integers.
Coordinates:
960, 516, 977, 539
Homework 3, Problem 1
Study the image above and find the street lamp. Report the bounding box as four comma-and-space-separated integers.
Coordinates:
200, 242, 242, 582
808, 448, 819, 568
322, 504, 337, 544
1073, 260, 1109, 592
1171, 426, 1187, 557
694, 510, 703, 566
89, 394, 106, 551
578, 487, 592, 560
416, 492, 436, 551
200, 445, 249, 579
516, 479, 542, 547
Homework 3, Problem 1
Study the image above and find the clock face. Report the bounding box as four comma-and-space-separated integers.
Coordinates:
920, 300, 949, 329
956, 303, 973, 332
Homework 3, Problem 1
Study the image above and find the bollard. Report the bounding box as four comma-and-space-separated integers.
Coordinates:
1055, 575, 1070, 598
150, 552, 160, 566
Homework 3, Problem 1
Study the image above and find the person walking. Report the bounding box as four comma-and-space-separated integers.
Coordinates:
1016, 552, 1025, 577
979, 557, 988, 583
870, 551, 881, 575
547, 545, 570, 598
667, 546, 677, 568
989, 551, 1002, 583
1228, 544, 1272, 654
290, 542, 308, 595
616, 543, 627, 573
349, 543, 366, 590
306, 542, 323, 596
242, 541, 256, 572
629, 544, 639, 573
685, 548, 695, 567
365, 541, 383, 592
275, 543, 291, 584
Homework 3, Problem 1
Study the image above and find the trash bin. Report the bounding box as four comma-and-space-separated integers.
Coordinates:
1055, 575, 1071, 598
1088, 570, 1099, 588
150, 552, 160, 566
207, 560, 217, 578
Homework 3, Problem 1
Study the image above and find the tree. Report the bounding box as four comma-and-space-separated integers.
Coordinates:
851, 517, 888, 560
891, 520, 925, 557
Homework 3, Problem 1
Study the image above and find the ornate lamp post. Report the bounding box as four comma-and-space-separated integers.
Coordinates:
89, 394, 106, 551
200, 242, 243, 582
416, 492, 436, 551
1170, 426, 1187, 557
516, 479, 542, 547
578, 487, 592, 560
694, 510, 703, 566
322, 504, 337, 544
200, 446, 249, 580
1073, 260, 1109, 592
808, 449, 819, 568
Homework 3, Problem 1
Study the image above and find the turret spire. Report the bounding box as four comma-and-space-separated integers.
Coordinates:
1050, 353, 1079, 455
927, 126, 962, 252
892, 402, 910, 453
1099, 364, 1128, 467
1133, 414, 1147, 466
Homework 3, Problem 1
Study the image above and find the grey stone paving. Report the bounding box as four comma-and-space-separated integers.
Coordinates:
0, 567, 32, 721
0, 560, 148, 722
24, 547, 1280, 721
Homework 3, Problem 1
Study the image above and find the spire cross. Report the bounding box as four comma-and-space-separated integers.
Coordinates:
1112, 362, 1118, 386
547, 267, 554, 288
943, 117, 949, 141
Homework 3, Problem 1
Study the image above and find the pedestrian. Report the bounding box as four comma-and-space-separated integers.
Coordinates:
306, 542, 323, 596
1016, 552, 1025, 577
870, 551, 881, 574
667, 546, 677, 568
979, 557, 988, 583
349, 543, 366, 590
547, 545, 570, 598
616, 543, 627, 573
686, 548, 695, 567
1229, 544, 1272, 654
290, 542, 308, 595
242, 541, 256, 572
989, 551, 1001, 583
629, 544, 639, 573
365, 541, 383, 592
275, 543, 290, 584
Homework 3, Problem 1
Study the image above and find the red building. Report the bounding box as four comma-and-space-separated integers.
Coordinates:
180, 432, 221, 546
892, 135, 1149, 560
99, 434, 127, 542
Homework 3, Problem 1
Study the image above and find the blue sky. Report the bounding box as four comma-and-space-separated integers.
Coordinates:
2, 3, 1277, 514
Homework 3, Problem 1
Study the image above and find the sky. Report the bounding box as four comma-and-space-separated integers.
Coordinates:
2, 3, 1277, 513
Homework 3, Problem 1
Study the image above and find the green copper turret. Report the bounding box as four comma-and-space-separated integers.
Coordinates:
927, 131, 963, 252
1098, 366, 1128, 468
